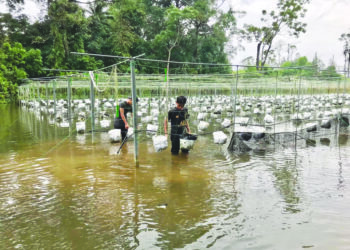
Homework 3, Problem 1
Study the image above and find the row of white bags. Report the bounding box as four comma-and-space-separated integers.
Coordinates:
107, 130, 228, 152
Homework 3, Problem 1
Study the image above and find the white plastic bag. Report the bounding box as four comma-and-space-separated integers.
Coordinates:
198, 121, 209, 131
147, 124, 158, 134
100, 119, 111, 128
152, 135, 168, 152
180, 139, 195, 150
76, 121, 86, 133
108, 129, 121, 142
221, 118, 231, 128
197, 112, 207, 120
213, 131, 227, 144
127, 127, 134, 139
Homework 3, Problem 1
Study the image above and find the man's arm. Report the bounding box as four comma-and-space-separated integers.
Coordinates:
164, 117, 168, 135
185, 120, 191, 134
120, 108, 129, 129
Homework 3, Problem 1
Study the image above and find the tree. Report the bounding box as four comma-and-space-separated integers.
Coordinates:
339, 32, 350, 76
107, 0, 145, 56
0, 42, 42, 102
47, 0, 101, 70
154, 6, 197, 81
242, 0, 309, 70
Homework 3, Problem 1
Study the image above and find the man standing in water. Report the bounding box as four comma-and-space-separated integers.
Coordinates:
114, 97, 138, 141
164, 96, 191, 155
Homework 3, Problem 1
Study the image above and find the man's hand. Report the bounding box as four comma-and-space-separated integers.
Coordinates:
125, 123, 129, 129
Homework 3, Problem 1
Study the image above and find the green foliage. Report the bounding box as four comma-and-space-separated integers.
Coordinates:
242, 0, 310, 69
0, 42, 43, 103
1, 0, 238, 101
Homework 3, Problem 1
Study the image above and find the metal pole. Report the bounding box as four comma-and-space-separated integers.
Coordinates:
67, 77, 72, 129
233, 65, 239, 131
45, 82, 49, 107
37, 82, 40, 105
53, 80, 57, 116
130, 60, 139, 167
89, 71, 96, 132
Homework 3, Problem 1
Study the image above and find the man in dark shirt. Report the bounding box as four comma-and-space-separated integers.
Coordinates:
114, 97, 138, 141
164, 96, 191, 155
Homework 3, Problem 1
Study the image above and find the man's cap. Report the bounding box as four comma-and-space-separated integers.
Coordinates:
176, 96, 187, 105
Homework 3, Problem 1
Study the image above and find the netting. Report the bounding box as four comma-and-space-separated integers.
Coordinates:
18, 58, 350, 154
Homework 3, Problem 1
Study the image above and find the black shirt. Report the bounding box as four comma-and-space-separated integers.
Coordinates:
116, 101, 132, 119
168, 107, 189, 135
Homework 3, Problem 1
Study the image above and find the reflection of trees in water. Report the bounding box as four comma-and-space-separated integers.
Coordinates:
136, 160, 213, 249
1, 106, 243, 248
270, 156, 301, 214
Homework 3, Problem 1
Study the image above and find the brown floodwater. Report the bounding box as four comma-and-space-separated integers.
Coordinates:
1, 104, 350, 249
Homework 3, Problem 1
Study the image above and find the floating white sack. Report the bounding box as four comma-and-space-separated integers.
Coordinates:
152, 135, 168, 152
151, 109, 159, 116
100, 119, 111, 128
127, 127, 134, 139
213, 131, 227, 144
147, 124, 158, 134
141, 116, 153, 123
197, 112, 207, 120
76, 121, 86, 133
103, 102, 113, 109
108, 129, 121, 142
264, 114, 274, 124
192, 107, 200, 112
180, 138, 195, 150
60, 121, 70, 128
221, 118, 231, 128
198, 121, 209, 131
342, 108, 350, 115
48, 108, 55, 115
77, 103, 85, 110
213, 131, 228, 144
306, 122, 317, 132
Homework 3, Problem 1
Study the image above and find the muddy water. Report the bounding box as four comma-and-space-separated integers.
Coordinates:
1, 105, 350, 249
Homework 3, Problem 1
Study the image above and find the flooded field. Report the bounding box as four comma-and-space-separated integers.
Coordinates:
1, 104, 350, 249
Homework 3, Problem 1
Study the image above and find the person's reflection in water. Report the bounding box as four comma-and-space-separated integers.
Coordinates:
148, 152, 214, 249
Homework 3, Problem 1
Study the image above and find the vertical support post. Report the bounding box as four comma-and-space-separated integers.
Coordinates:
89, 71, 96, 132
67, 77, 72, 129
53, 80, 57, 116
45, 82, 49, 107
130, 60, 139, 167
232, 65, 239, 132
37, 82, 41, 105
274, 70, 278, 146
295, 68, 302, 149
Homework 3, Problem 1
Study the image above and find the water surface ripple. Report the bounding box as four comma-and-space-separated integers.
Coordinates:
1, 105, 350, 249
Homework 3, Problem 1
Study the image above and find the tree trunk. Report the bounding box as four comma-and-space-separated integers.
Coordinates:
261, 42, 273, 68
348, 51, 350, 78
256, 42, 261, 70
166, 45, 175, 110
194, 22, 200, 62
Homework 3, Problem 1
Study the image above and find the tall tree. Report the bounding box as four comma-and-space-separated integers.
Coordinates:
339, 32, 350, 76
242, 0, 309, 70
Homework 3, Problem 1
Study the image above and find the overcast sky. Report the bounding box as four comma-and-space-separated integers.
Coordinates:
227, 0, 350, 69
1, 0, 349, 69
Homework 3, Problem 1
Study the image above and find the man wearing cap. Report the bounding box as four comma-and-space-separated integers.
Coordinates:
164, 96, 191, 155
114, 97, 138, 141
